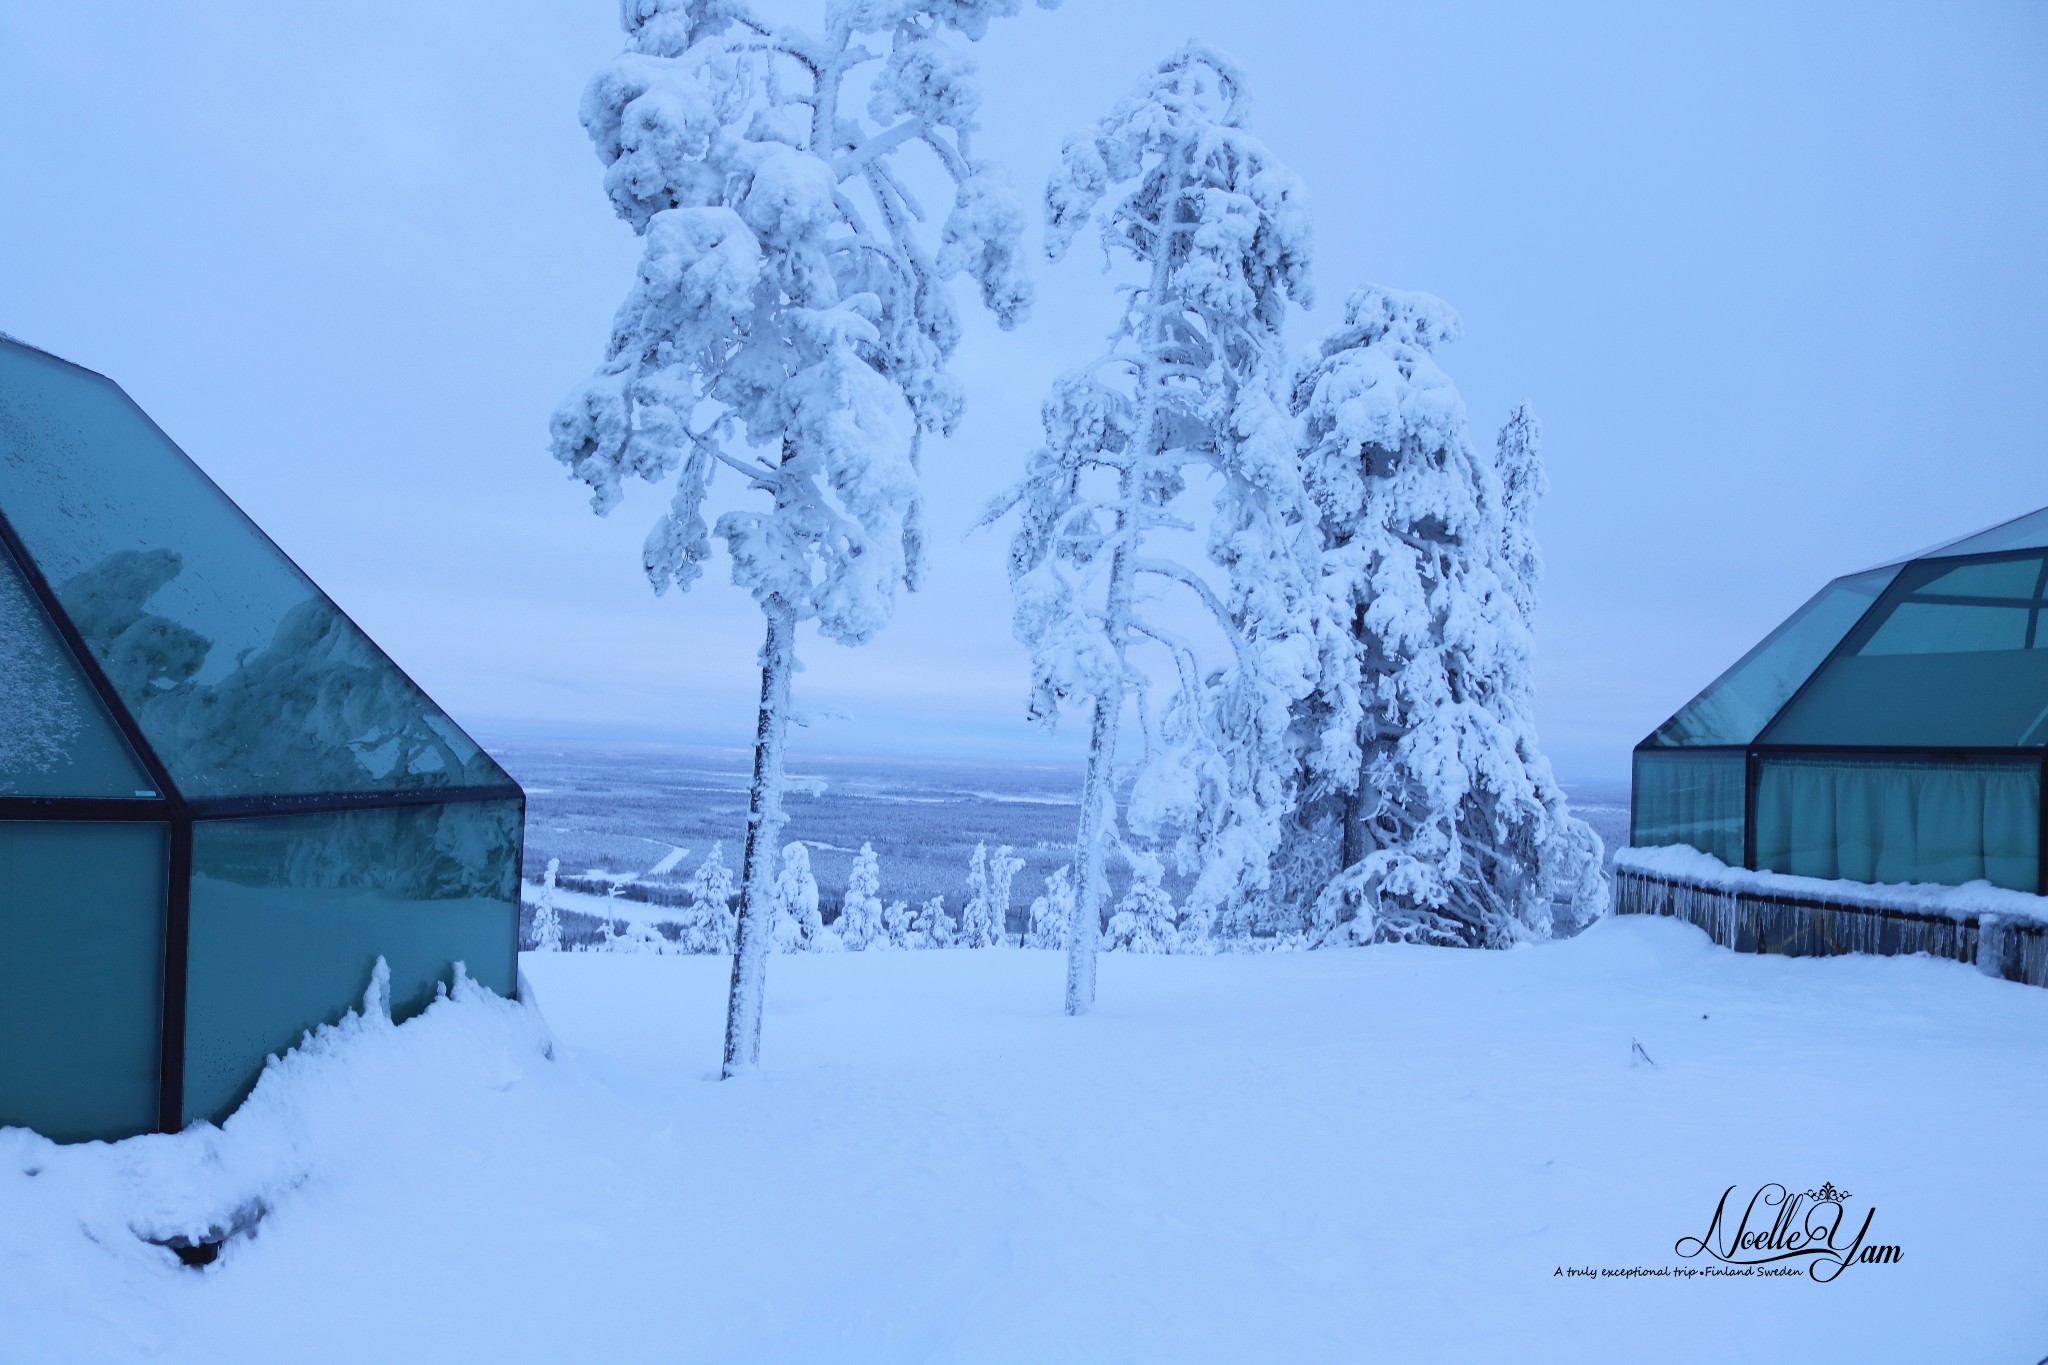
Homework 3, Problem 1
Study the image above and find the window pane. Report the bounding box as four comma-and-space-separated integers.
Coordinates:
0, 537, 158, 797
1755, 756, 2040, 892
1632, 749, 1746, 865
0, 339, 510, 799
1863, 602, 2030, 655
182, 800, 520, 1125
1647, 568, 1895, 746
0, 821, 167, 1141
1915, 556, 2044, 599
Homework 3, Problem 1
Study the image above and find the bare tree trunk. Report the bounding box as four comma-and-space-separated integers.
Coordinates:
1066, 681, 1120, 1015
722, 601, 796, 1076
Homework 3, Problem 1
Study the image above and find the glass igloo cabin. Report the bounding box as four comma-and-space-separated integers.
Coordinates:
1633, 506, 2048, 896
0, 336, 522, 1142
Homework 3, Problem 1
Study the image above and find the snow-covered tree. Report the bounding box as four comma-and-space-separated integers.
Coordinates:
770, 841, 820, 952
987, 844, 1024, 945
1025, 864, 1073, 949
1103, 861, 1176, 953
983, 44, 1315, 1013
1289, 286, 1601, 947
1483, 405, 1608, 934
532, 856, 563, 952
555, 0, 1049, 1076
957, 842, 1001, 947
914, 894, 953, 948
838, 842, 885, 949
882, 898, 915, 949
1494, 404, 1545, 631
676, 843, 738, 953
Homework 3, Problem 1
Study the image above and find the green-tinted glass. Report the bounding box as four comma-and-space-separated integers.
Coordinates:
0, 537, 159, 798
0, 821, 167, 1141
1646, 568, 1897, 747
1923, 506, 2048, 560
1755, 756, 2040, 892
182, 800, 520, 1126
1765, 553, 2048, 747
1631, 749, 1746, 865
0, 338, 510, 799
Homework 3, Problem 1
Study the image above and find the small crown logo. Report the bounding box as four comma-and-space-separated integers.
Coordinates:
1802, 1182, 1851, 1202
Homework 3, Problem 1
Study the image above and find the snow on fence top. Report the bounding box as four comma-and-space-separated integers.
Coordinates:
1615, 843, 2048, 925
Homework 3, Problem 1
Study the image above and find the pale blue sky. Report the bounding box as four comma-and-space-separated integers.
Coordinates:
4, 2, 2045, 780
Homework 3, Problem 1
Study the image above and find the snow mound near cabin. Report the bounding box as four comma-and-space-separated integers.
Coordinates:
0, 964, 554, 1302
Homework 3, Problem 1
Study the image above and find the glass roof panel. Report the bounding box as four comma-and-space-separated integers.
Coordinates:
1645, 567, 1898, 747
0, 338, 512, 799
0, 535, 159, 798
1763, 552, 2048, 748
1919, 506, 2048, 560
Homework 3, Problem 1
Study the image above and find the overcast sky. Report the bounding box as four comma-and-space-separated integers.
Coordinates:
4, 2, 2045, 781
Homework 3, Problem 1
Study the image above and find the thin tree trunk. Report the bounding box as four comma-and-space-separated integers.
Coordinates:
723, 601, 796, 1076
1066, 679, 1121, 1015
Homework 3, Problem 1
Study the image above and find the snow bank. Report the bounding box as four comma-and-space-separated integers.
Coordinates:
6, 924, 2047, 1362
1616, 843, 2048, 924
0, 962, 552, 1293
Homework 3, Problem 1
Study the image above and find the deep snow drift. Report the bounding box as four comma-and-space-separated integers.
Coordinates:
4, 920, 2045, 1363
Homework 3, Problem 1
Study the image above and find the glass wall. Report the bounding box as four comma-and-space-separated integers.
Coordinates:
181, 800, 521, 1125
1754, 756, 2041, 892
0, 822, 167, 1141
1632, 749, 1746, 866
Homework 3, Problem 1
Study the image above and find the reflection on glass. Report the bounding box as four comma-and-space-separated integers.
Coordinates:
1648, 568, 1897, 747
0, 338, 510, 798
0, 537, 156, 797
183, 800, 520, 1124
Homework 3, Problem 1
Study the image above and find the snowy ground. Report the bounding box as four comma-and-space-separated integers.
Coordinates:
5, 918, 2045, 1363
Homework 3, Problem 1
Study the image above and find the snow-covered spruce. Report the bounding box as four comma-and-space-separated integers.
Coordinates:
988, 844, 1023, 945
1103, 859, 1178, 954
1026, 864, 1074, 949
983, 44, 1315, 1008
838, 842, 885, 950
553, 0, 1049, 1074
882, 898, 916, 949
531, 857, 563, 953
914, 894, 954, 949
771, 842, 831, 952
1286, 288, 1603, 948
958, 842, 1023, 948
676, 843, 738, 954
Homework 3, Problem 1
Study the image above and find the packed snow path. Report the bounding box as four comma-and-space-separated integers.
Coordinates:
4, 919, 2045, 1362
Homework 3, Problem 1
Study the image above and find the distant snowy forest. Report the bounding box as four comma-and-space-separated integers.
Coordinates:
544, 0, 1610, 1045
